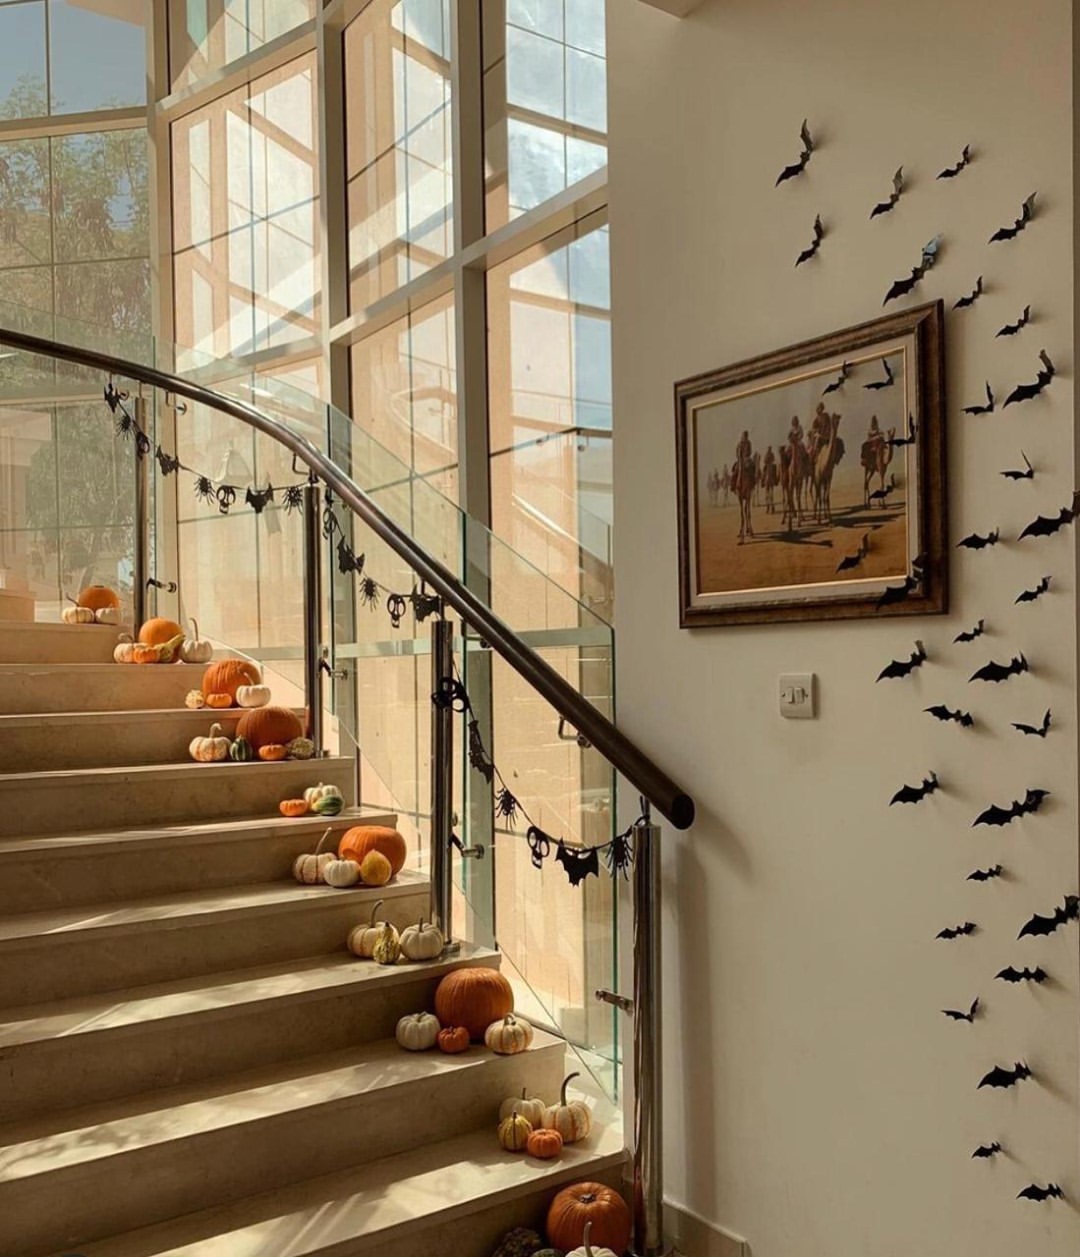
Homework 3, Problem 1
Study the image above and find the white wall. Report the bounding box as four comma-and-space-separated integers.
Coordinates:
609, 1, 1080, 1253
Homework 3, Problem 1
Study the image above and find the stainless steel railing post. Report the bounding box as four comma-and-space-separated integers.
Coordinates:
302, 478, 324, 756
430, 616, 456, 946
133, 394, 149, 629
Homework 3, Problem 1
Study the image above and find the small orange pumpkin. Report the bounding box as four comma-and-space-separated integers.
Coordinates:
279, 798, 309, 817
138, 617, 183, 646
133, 643, 160, 664
434, 968, 514, 1041
77, 584, 120, 612
437, 1025, 470, 1054
259, 744, 288, 761
204, 692, 233, 709
338, 825, 408, 876
236, 705, 304, 751
526, 1128, 563, 1160
201, 659, 262, 704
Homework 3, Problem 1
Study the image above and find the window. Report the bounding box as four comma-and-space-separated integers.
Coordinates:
168, 0, 316, 91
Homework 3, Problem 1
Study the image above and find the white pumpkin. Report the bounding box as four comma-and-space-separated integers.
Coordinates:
541, 1071, 592, 1144
180, 618, 213, 664
399, 917, 444, 962
485, 1013, 534, 1055
395, 1011, 440, 1051
63, 604, 95, 624
185, 690, 206, 709
189, 722, 231, 763
567, 1222, 617, 1257
499, 1087, 546, 1127
304, 782, 343, 808
324, 857, 361, 888
94, 605, 121, 625
236, 684, 271, 708
347, 899, 393, 958
292, 827, 335, 885
113, 633, 136, 663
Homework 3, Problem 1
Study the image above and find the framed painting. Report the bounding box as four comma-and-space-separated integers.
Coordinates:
675, 301, 947, 627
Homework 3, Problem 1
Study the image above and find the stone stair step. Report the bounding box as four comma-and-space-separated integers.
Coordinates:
0, 661, 207, 714
0, 811, 388, 913
0, 946, 496, 1124
68, 1107, 626, 1257
0, 757, 355, 837
0, 620, 126, 663
0, 876, 427, 1009
0, 1035, 573, 1257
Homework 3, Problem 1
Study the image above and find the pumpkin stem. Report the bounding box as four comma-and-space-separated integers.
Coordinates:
369, 898, 384, 925
583, 1221, 593, 1256
560, 1070, 581, 1105
191, 619, 200, 640
209, 723, 224, 738
314, 826, 333, 855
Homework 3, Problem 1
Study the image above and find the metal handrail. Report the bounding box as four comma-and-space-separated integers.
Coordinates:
0, 325, 694, 831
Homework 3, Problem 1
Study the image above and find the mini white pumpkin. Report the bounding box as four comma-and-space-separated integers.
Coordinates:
324, 856, 361, 889
567, 1222, 617, 1257
347, 899, 394, 958
189, 722, 231, 763
499, 1087, 546, 1127
236, 684, 271, 708
180, 618, 213, 664
399, 917, 444, 962
63, 604, 95, 624
94, 605, 122, 625
395, 1011, 440, 1051
292, 826, 336, 885
304, 782, 343, 808
485, 1013, 534, 1055
113, 633, 136, 664
541, 1072, 592, 1144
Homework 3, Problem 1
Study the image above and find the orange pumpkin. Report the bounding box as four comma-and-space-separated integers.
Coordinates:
236, 705, 303, 751
259, 744, 288, 761
526, 1128, 563, 1160
138, 617, 183, 646
77, 584, 120, 612
201, 659, 262, 703
434, 968, 513, 1041
279, 798, 309, 817
437, 1026, 470, 1054
205, 692, 233, 709
338, 825, 408, 876
546, 1183, 631, 1254
132, 643, 161, 664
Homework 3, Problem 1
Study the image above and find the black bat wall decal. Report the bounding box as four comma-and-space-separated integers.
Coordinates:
890, 772, 939, 805
962, 382, 995, 416
1004, 349, 1054, 407
978, 1062, 1031, 1090
970, 654, 1029, 683
795, 214, 824, 266
887, 416, 916, 447
1017, 894, 1078, 939
972, 1143, 1003, 1159
1015, 575, 1051, 604
937, 921, 977, 940
958, 529, 999, 551
954, 275, 984, 309
1012, 709, 1051, 738
776, 119, 814, 185
942, 997, 979, 1022
876, 555, 926, 610
836, 532, 870, 573
968, 864, 1004, 882
1018, 492, 1079, 539
925, 705, 973, 727
938, 144, 972, 179
822, 361, 851, 395
864, 359, 894, 390
996, 965, 1048, 984
1018, 1183, 1064, 1202
996, 305, 1032, 337
990, 192, 1036, 243
954, 619, 985, 644
868, 474, 897, 506
973, 788, 1049, 828
1000, 451, 1034, 481
870, 167, 904, 218
884, 235, 942, 305
877, 640, 927, 681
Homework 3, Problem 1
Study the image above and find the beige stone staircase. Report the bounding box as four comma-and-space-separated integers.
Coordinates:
0, 622, 624, 1257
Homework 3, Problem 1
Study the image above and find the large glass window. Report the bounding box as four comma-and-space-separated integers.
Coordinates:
168, 0, 316, 91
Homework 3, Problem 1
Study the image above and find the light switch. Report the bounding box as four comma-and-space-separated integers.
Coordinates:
779, 673, 815, 719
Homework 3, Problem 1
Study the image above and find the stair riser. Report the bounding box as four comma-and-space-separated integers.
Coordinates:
0, 1046, 568, 1257
0, 889, 427, 1009
0, 624, 123, 664
0, 663, 205, 714
0, 759, 354, 838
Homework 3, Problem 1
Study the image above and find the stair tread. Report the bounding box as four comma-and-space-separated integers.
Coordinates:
0, 757, 353, 788
70, 1107, 625, 1257
0, 1029, 565, 1173
0, 706, 304, 727
0, 661, 205, 673
0, 875, 424, 947
0, 944, 488, 1048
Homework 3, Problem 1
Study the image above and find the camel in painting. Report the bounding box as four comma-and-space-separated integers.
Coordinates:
779, 440, 811, 531
811, 412, 845, 524
862, 428, 895, 507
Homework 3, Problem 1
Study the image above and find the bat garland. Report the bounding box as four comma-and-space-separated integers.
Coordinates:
996, 305, 1032, 338
937, 144, 972, 179
977, 1062, 1031, 1089
775, 119, 814, 185
954, 619, 985, 644
962, 382, 995, 416
877, 639, 927, 681
924, 705, 973, 728
1017, 894, 1078, 940
795, 215, 824, 267
890, 772, 939, 805
954, 276, 984, 309
942, 998, 979, 1022
972, 788, 1049, 828
883, 235, 942, 305
870, 167, 904, 219
1004, 349, 1055, 407
990, 192, 1037, 243
1012, 709, 1051, 738
1000, 451, 1034, 481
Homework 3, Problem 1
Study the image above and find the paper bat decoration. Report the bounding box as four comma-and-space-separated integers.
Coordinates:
996, 965, 1048, 984
962, 382, 995, 416
1012, 709, 1051, 738
1000, 451, 1034, 481
1015, 575, 1051, 604
890, 772, 939, 805
973, 788, 1049, 828
996, 305, 1032, 337
887, 416, 916, 447
925, 705, 973, 728
877, 640, 927, 681
977, 1062, 1031, 1090
868, 474, 897, 506
972, 1143, 1002, 1159
942, 997, 979, 1022
968, 864, 1003, 882
1018, 492, 1079, 539
876, 556, 926, 610
954, 275, 984, 309
990, 192, 1037, 243
776, 119, 814, 185
1017, 894, 1078, 940
1017, 1184, 1064, 1203
837, 532, 870, 572
970, 654, 1029, 683
870, 167, 904, 219
954, 620, 986, 644
883, 235, 942, 305
555, 839, 600, 886
864, 359, 895, 390
938, 144, 972, 179
937, 921, 977, 940
1004, 349, 1055, 407
795, 214, 824, 266
245, 485, 274, 515
958, 529, 999, 551
822, 361, 851, 395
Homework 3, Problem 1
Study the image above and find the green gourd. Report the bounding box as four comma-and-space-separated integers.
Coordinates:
229, 736, 254, 762
313, 794, 344, 816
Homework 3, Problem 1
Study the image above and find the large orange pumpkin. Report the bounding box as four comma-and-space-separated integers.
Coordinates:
138, 617, 183, 646
338, 825, 407, 876
434, 968, 513, 1041
546, 1183, 631, 1254
77, 584, 120, 612
201, 659, 262, 703
235, 705, 303, 750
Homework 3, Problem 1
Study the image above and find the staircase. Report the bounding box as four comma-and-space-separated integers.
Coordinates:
0, 622, 624, 1257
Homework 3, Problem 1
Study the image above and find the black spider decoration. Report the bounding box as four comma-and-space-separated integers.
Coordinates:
216, 484, 237, 515
411, 586, 442, 622
194, 476, 215, 505
282, 485, 304, 514
467, 718, 494, 782
605, 828, 634, 878
114, 407, 138, 441
387, 593, 407, 629
526, 825, 554, 869
245, 485, 274, 514
360, 577, 380, 609
495, 787, 520, 827
556, 840, 600, 886
156, 446, 181, 477
433, 677, 470, 712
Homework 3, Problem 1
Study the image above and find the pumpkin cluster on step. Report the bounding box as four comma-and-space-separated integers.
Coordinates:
497, 1070, 592, 1163
185, 657, 272, 709
489, 1182, 631, 1256
293, 824, 408, 890
62, 584, 122, 626
113, 617, 214, 665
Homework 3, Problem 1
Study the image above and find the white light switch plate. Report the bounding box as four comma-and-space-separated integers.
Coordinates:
779, 672, 815, 718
